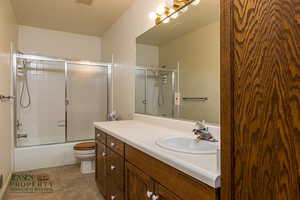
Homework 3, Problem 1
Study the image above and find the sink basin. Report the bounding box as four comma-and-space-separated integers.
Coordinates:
156, 136, 219, 155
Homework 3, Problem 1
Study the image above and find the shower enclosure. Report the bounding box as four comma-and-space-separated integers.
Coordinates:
13, 54, 110, 147
135, 67, 176, 118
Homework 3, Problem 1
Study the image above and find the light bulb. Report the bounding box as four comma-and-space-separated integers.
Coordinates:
171, 12, 178, 19
163, 18, 170, 23
192, 0, 201, 6
157, 5, 165, 15
161, 14, 167, 19
169, 8, 175, 14
149, 12, 157, 20
180, 6, 189, 13
166, 0, 174, 8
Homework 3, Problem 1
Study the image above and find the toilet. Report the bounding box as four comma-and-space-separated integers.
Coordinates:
73, 142, 96, 174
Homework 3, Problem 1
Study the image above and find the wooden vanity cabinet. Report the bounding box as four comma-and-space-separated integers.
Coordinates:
95, 140, 107, 197
96, 129, 125, 200
106, 148, 125, 200
95, 128, 219, 200
125, 161, 181, 200
154, 183, 182, 200
125, 145, 218, 200
125, 162, 155, 200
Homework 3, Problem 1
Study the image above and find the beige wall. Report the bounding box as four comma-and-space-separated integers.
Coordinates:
18, 25, 102, 61
101, 0, 165, 119
0, 0, 17, 198
136, 44, 159, 67
159, 21, 220, 123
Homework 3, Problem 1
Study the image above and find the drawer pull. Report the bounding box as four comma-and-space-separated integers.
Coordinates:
102, 152, 106, 157
110, 142, 115, 147
110, 165, 116, 170
146, 191, 153, 198
152, 195, 159, 200
111, 195, 116, 200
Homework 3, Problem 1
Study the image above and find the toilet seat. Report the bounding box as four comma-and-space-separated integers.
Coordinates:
73, 142, 95, 151
73, 142, 96, 174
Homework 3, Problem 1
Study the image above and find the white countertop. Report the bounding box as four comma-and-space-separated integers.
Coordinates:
94, 115, 221, 188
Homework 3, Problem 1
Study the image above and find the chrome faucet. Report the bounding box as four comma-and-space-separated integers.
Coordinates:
193, 120, 218, 142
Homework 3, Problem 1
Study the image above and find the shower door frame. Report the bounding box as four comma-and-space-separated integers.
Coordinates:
135, 66, 177, 118
12, 53, 112, 148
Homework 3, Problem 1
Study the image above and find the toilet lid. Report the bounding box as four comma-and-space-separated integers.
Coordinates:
73, 142, 96, 150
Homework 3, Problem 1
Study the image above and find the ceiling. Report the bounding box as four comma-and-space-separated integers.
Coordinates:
11, 0, 135, 36
136, 0, 219, 46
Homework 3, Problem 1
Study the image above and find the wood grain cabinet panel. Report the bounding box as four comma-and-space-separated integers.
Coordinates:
107, 182, 124, 200
125, 145, 218, 200
154, 183, 182, 200
95, 140, 107, 197
107, 135, 125, 156
95, 129, 107, 144
125, 162, 155, 200
220, 0, 300, 199
106, 148, 125, 192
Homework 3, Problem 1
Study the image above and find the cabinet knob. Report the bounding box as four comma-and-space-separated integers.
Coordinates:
152, 195, 159, 200
146, 191, 153, 198
102, 152, 106, 157
110, 142, 115, 147
97, 134, 100, 137
110, 165, 116, 170
111, 195, 116, 200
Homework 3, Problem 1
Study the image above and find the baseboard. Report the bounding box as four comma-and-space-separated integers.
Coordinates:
0, 173, 12, 200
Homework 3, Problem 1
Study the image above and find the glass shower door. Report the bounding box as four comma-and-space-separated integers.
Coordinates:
66, 63, 108, 142
146, 70, 175, 118
135, 69, 147, 114
16, 60, 66, 147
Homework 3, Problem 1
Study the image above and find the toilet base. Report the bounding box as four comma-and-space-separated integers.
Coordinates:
80, 160, 95, 174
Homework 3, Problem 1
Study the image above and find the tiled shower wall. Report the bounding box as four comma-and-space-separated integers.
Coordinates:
16, 61, 66, 146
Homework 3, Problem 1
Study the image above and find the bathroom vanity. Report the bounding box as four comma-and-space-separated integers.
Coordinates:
94, 115, 220, 200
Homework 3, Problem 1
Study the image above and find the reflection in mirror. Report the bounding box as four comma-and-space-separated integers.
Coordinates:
135, 0, 220, 124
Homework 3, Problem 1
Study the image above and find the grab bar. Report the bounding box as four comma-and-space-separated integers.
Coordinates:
182, 97, 208, 102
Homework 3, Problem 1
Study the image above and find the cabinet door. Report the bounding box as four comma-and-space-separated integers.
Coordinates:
96, 141, 107, 196
106, 148, 125, 200
154, 183, 182, 200
125, 161, 154, 200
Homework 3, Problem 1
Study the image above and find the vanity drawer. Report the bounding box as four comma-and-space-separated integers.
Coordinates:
95, 140, 107, 196
107, 183, 124, 200
106, 148, 125, 192
95, 128, 106, 144
107, 135, 124, 156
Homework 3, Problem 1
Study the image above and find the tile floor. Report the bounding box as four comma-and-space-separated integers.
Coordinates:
4, 164, 104, 200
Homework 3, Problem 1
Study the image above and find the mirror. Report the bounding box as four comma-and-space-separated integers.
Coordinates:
135, 0, 220, 124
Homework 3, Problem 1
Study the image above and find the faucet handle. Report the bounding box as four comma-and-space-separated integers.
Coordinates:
195, 120, 207, 130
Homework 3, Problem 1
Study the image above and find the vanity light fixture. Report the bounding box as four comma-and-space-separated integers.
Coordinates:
149, 0, 200, 25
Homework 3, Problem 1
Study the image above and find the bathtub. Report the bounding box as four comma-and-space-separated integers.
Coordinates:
14, 141, 93, 172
